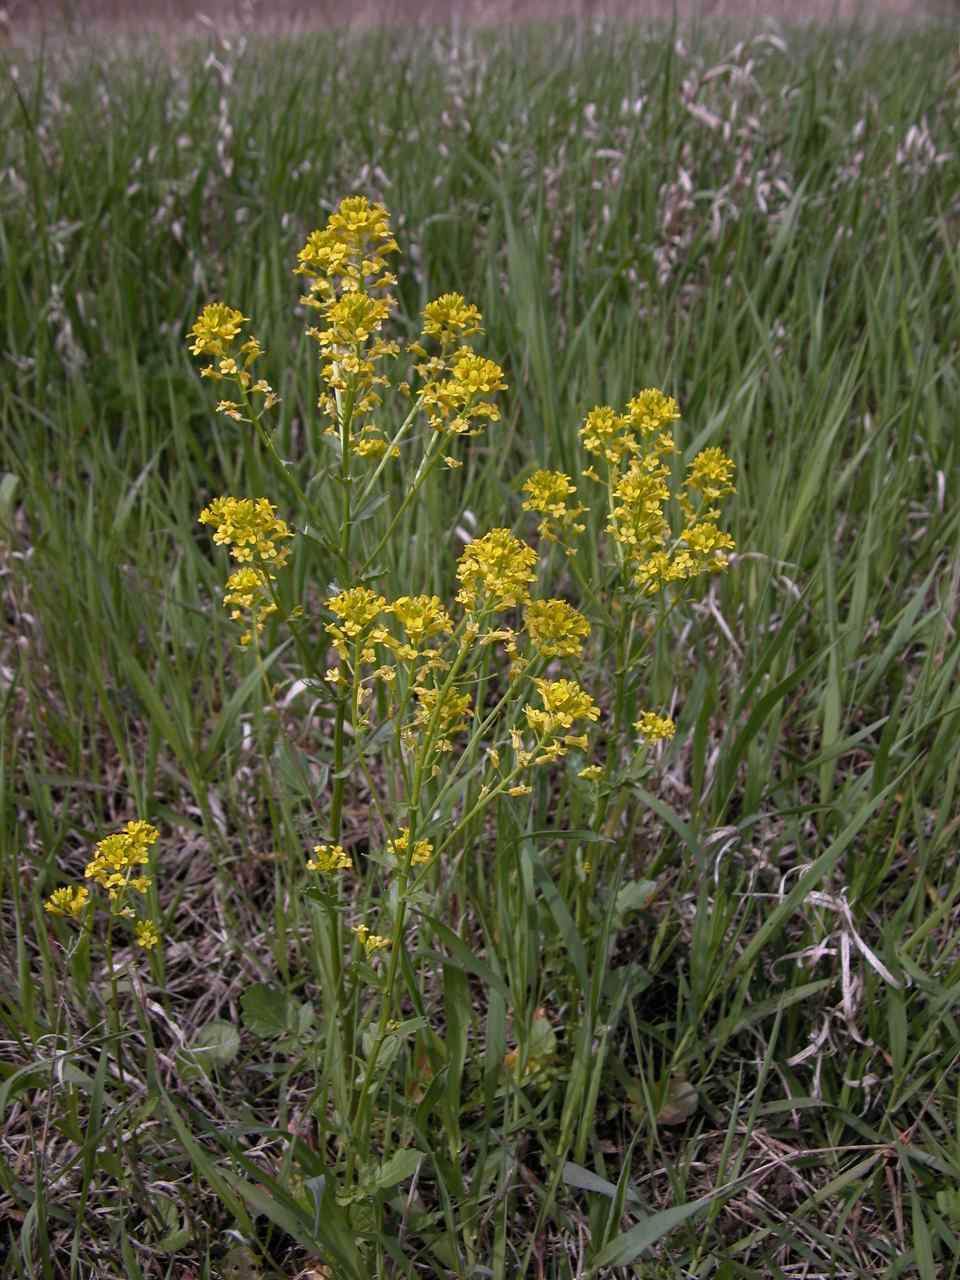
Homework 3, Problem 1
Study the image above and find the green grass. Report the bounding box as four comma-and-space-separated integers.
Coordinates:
2, 13, 960, 1279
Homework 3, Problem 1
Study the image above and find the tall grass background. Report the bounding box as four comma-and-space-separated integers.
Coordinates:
2, 11, 960, 1278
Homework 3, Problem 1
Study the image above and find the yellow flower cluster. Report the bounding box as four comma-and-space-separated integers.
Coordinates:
525, 678, 600, 738
578, 391, 735, 594
635, 711, 677, 743
390, 595, 453, 651
84, 819, 158, 902
353, 923, 391, 955
609, 464, 671, 558
187, 302, 248, 359
496, 678, 600, 772
580, 391, 679, 465
296, 196, 400, 449
523, 598, 591, 659
325, 587, 391, 661
198, 497, 291, 643
686, 447, 737, 504
45, 821, 161, 950
410, 290, 504, 439
386, 828, 434, 867
412, 682, 473, 752
455, 529, 538, 613
308, 843, 352, 874
223, 566, 276, 647
187, 302, 278, 420
198, 496, 291, 566
419, 347, 507, 436
520, 470, 587, 552
44, 885, 90, 918
421, 293, 483, 348
136, 920, 161, 950
295, 195, 398, 295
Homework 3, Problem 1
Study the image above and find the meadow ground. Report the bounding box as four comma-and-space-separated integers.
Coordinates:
2, 8, 960, 1279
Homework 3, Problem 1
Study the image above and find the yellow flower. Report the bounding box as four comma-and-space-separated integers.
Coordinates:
198, 497, 292, 566
307, 844, 352, 874
686, 447, 736, 502
524, 678, 600, 738
419, 348, 506, 435
135, 920, 161, 950
421, 293, 483, 346
295, 197, 400, 430
326, 587, 389, 658
580, 404, 630, 463
523, 598, 591, 659
390, 595, 453, 648
84, 821, 158, 901
312, 291, 391, 349
520, 470, 587, 546
455, 529, 538, 612
608, 462, 670, 556
386, 828, 434, 866
187, 303, 249, 359
412, 682, 472, 745
44, 885, 90, 918
353, 923, 391, 955
580, 390, 680, 463
222, 566, 278, 646
623, 388, 681, 435
682, 518, 736, 571
635, 711, 676, 743
295, 196, 398, 294
579, 765, 604, 781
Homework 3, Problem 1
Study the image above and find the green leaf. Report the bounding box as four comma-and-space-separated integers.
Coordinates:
240, 984, 303, 1039
0, 472, 19, 531
590, 1195, 714, 1269
177, 1019, 240, 1082
371, 1147, 424, 1190
615, 879, 657, 922
563, 1161, 641, 1204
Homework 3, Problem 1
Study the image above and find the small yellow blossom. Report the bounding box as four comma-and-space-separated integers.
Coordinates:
608, 462, 670, 556
623, 388, 681, 435
420, 348, 507, 435
421, 293, 483, 346
412, 682, 472, 745
579, 765, 604, 781
525, 679, 600, 738
326, 587, 389, 658
507, 784, 533, 797
686, 447, 736, 502
198, 497, 292, 566
187, 303, 249, 359
682, 518, 736, 571
44, 885, 90, 918
521, 470, 588, 546
524, 598, 591, 659
135, 920, 161, 950
386, 828, 434, 866
353, 924, 391, 955
455, 529, 538, 612
307, 844, 352, 874
390, 595, 453, 647
223, 566, 277, 646
580, 405, 630, 463
85, 821, 158, 901
295, 196, 398, 294
635, 712, 677, 743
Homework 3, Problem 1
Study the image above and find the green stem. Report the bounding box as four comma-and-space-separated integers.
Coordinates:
359, 429, 445, 576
